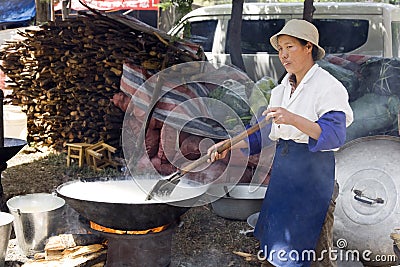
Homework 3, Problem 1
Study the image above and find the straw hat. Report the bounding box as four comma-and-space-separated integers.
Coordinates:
270, 19, 325, 60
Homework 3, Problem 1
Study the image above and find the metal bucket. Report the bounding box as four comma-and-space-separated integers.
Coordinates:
0, 212, 14, 267
6, 193, 65, 257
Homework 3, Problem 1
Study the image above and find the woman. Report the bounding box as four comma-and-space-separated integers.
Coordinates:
208, 19, 353, 266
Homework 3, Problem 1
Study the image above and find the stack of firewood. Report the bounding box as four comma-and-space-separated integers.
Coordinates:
0, 11, 204, 149
23, 234, 107, 267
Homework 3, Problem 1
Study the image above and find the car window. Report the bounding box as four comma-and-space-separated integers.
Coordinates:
392, 21, 400, 58
225, 19, 286, 54
184, 20, 218, 52
314, 19, 369, 54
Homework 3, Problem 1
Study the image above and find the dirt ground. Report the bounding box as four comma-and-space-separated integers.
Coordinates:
1, 145, 261, 267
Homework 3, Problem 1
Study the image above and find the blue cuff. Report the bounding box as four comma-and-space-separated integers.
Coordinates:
309, 111, 346, 152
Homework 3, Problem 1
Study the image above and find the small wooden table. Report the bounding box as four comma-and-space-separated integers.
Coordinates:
85, 141, 121, 171
66, 143, 92, 167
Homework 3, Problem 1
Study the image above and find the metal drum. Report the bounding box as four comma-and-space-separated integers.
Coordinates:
334, 135, 400, 266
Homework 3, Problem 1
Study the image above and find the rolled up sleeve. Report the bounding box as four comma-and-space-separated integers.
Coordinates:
308, 111, 346, 152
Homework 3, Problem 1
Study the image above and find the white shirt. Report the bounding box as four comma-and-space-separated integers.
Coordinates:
269, 64, 354, 143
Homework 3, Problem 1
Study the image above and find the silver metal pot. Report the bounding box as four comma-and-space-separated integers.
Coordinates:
6, 193, 65, 257
0, 212, 13, 267
207, 183, 267, 221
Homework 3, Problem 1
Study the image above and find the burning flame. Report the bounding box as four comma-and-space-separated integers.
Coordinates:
90, 221, 169, 235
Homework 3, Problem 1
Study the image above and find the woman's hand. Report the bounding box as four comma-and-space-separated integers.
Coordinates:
263, 106, 322, 140
262, 107, 294, 125
207, 140, 230, 163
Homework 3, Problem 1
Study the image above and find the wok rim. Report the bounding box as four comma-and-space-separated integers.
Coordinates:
56, 176, 207, 205
6, 192, 65, 213
55, 176, 205, 230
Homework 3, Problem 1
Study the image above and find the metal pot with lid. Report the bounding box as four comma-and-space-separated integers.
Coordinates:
333, 135, 400, 266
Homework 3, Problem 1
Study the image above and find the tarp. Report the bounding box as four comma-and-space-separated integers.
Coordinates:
119, 62, 228, 139
0, 0, 36, 24
54, 0, 159, 11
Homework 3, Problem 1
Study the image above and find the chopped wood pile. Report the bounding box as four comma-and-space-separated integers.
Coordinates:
0, 11, 205, 149
22, 234, 107, 267
0, 7, 270, 183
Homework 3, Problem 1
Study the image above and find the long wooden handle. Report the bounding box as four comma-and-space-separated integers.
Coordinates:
179, 117, 271, 174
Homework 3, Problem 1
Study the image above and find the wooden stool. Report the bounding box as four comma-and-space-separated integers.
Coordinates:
66, 143, 91, 167
86, 141, 121, 171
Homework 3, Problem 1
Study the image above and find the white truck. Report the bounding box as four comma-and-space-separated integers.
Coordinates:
169, 2, 400, 81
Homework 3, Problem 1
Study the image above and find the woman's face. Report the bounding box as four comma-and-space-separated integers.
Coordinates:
277, 35, 313, 75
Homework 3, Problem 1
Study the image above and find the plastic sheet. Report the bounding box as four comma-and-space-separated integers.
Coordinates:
0, 0, 35, 25
346, 93, 400, 141
359, 58, 400, 98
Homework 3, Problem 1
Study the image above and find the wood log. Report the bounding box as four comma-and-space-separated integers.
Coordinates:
232, 251, 261, 263
23, 245, 107, 267
0, 11, 205, 151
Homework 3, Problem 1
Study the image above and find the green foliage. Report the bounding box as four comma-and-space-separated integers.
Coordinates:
248, 77, 277, 115
160, 0, 194, 23
208, 79, 252, 128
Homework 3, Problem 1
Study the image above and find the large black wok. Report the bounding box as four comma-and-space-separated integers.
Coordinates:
56, 176, 207, 231
0, 138, 27, 163
0, 138, 27, 196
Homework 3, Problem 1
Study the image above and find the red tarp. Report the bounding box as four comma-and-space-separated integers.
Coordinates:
54, 0, 159, 11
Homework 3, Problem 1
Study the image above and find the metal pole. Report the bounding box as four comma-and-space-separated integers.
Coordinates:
0, 89, 4, 206
62, 0, 71, 21
50, 0, 55, 21
0, 89, 4, 148
0, 162, 5, 208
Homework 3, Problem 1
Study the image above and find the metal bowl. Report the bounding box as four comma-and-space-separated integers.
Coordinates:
207, 183, 267, 221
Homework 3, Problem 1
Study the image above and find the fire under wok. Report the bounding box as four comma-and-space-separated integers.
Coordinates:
56, 176, 208, 230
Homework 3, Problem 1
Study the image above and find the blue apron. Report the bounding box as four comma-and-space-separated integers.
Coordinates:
254, 139, 335, 267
